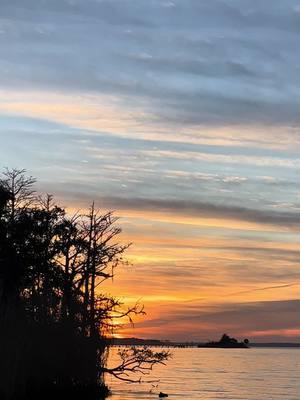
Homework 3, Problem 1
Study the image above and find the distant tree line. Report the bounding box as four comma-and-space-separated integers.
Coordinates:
0, 169, 169, 400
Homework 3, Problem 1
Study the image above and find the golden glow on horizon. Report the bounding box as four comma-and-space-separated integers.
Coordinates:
62, 203, 300, 340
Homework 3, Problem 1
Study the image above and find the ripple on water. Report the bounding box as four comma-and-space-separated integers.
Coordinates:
107, 348, 300, 400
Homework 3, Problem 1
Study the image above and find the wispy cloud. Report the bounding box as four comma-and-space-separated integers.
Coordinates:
118, 299, 300, 341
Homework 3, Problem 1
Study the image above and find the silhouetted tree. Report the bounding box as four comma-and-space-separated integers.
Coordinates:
0, 169, 169, 399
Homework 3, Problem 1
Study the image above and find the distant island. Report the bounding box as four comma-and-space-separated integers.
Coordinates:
198, 334, 249, 349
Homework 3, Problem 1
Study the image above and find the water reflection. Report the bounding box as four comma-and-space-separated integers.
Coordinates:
107, 347, 300, 400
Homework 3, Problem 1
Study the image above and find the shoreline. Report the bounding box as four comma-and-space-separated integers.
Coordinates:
109, 338, 300, 348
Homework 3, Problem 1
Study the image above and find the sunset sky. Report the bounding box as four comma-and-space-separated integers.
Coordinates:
1, 0, 300, 342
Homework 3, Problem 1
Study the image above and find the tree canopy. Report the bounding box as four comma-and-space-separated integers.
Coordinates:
0, 169, 169, 400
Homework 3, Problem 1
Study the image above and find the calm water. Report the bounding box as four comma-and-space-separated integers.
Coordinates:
106, 347, 300, 399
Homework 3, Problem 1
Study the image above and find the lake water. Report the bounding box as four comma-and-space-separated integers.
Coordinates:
107, 347, 300, 399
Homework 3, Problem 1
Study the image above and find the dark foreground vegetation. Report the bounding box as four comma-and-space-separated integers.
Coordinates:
0, 169, 169, 400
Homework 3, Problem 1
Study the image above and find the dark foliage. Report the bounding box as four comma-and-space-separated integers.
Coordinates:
0, 169, 169, 399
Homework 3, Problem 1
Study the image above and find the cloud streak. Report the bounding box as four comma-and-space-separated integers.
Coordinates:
93, 196, 300, 229
120, 299, 300, 341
